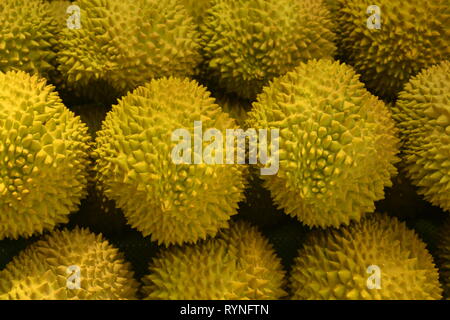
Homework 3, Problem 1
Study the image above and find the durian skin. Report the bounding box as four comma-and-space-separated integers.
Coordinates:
0, 228, 139, 300
0, 71, 91, 240
392, 61, 450, 212
142, 221, 287, 300
57, 0, 202, 98
179, 0, 212, 24
246, 59, 400, 228
336, 0, 450, 100
95, 77, 247, 246
290, 214, 443, 300
201, 0, 336, 99
0, 0, 59, 79
47, 0, 71, 28
437, 218, 450, 299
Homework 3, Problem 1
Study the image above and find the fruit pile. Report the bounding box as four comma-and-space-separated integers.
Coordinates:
0, 0, 449, 300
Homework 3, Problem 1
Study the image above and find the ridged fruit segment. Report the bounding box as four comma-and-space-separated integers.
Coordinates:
0, 71, 91, 239
247, 59, 399, 228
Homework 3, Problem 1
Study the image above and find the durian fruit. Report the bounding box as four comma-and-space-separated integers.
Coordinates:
323, 0, 342, 47
179, 0, 212, 24
95, 77, 247, 246
201, 0, 336, 99
47, 0, 71, 28
0, 71, 91, 239
0, 0, 59, 80
392, 61, 450, 212
290, 214, 443, 300
57, 0, 201, 100
437, 217, 450, 298
336, 0, 450, 100
142, 221, 287, 300
0, 228, 139, 300
246, 59, 400, 228
323, 0, 340, 14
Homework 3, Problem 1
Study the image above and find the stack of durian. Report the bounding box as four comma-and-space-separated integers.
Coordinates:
0, 0, 449, 300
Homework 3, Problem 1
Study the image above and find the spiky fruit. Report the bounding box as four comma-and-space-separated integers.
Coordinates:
246, 59, 399, 228
323, 0, 340, 13
142, 221, 287, 299
0, 71, 91, 239
392, 61, 450, 212
57, 0, 201, 99
437, 217, 450, 298
180, 0, 212, 24
47, 0, 71, 28
201, 0, 336, 99
0, 228, 138, 300
291, 214, 443, 300
337, 0, 449, 100
95, 77, 247, 246
0, 0, 59, 79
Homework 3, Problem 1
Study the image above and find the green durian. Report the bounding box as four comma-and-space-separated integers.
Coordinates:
0, 228, 139, 300
0, 0, 59, 79
336, 0, 449, 100
57, 0, 202, 100
142, 221, 287, 299
392, 61, 450, 212
290, 214, 443, 300
201, 0, 336, 99
246, 59, 400, 228
95, 77, 247, 246
0, 71, 91, 239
